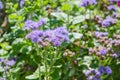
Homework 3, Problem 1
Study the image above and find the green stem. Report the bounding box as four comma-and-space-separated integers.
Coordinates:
36, 44, 41, 80
9, 70, 13, 80
66, 13, 70, 29
49, 48, 58, 72
38, 64, 41, 80
44, 51, 48, 80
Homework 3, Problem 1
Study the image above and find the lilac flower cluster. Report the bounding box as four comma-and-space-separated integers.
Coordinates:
89, 46, 108, 56
90, 32, 120, 58
94, 31, 108, 38
107, 5, 117, 11
99, 49, 107, 55
81, 0, 97, 7
26, 27, 69, 47
85, 66, 112, 80
24, 19, 46, 30
20, 0, 26, 7
97, 34, 120, 47
0, 58, 16, 67
0, 1, 4, 9
99, 66, 112, 75
102, 16, 117, 27
85, 69, 101, 80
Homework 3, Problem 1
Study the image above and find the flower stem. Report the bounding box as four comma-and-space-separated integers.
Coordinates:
44, 51, 48, 80
38, 64, 41, 80
36, 44, 41, 80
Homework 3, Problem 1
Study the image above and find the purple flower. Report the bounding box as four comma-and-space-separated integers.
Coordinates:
81, 0, 97, 6
108, 5, 117, 11
25, 27, 69, 47
53, 39, 62, 46
0, 58, 4, 63
94, 31, 108, 38
98, 66, 105, 75
24, 19, 47, 30
102, 16, 117, 27
26, 30, 44, 43
38, 18, 47, 27
87, 75, 101, 80
105, 66, 112, 75
0, 1, 4, 9
99, 66, 112, 75
6, 59, 16, 66
85, 69, 102, 80
24, 20, 39, 30
102, 20, 110, 26
20, 0, 26, 7
87, 76, 94, 80
85, 69, 97, 76
100, 49, 107, 55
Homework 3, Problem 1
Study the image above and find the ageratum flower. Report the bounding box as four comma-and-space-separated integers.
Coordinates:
0, 58, 4, 63
38, 18, 47, 27
107, 5, 117, 11
94, 31, 108, 38
85, 69, 97, 76
24, 20, 39, 30
26, 30, 44, 43
6, 59, 16, 66
24, 19, 46, 30
85, 69, 102, 80
102, 16, 117, 27
26, 27, 69, 47
0, 1, 4, 9
20, 0, 25, 7
98, 65, 105, 75
99, 49, 107, 55
98, 65, 112, 75
105, 66, 112, 75
87, 75, 101, 80
81, 0, 97, 6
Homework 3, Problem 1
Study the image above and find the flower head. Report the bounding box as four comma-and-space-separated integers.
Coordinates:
102, 16, 117, 27
24, 20, 39, 30
108, 5, 117, 11
0, 58, 4, 63
99, 49, 107, 55
98, 65, 105, 75
105, 66, 112, 75
6, 59, 16, 66
81, 0, 97, 6
98, 65, 112, 75
38, 18, 47, 27
20, 0, 26, 7
25, 27, 69, 47
0, 1, 4, 9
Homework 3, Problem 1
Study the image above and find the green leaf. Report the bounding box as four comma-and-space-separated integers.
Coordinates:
68, 69, 75, 77
25, 66, 45, 79
69, 32, 83, 42
72, 15, 85, 24
51, 12, 67, 21
0, 66, 5, 72
62, 3, 72, 11
0, 49, 8, 55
